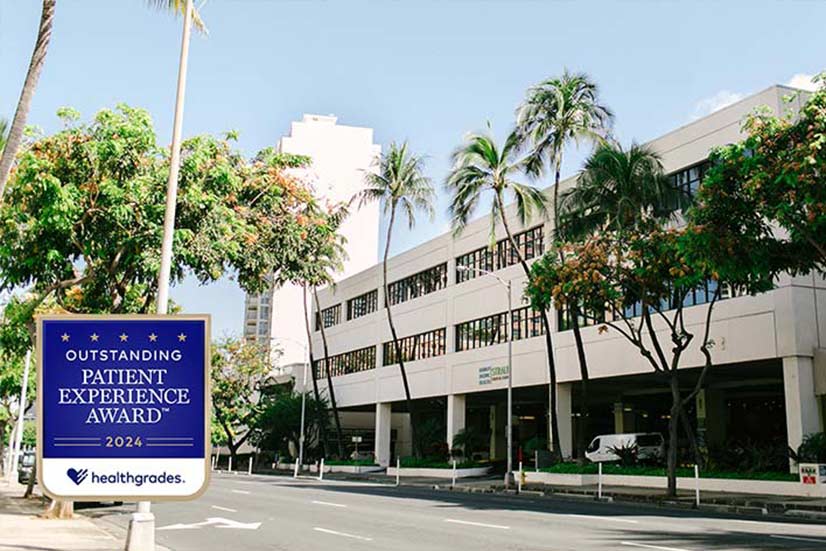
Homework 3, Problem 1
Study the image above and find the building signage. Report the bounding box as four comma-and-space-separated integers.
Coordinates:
478, 365, 509, 386
37, 315, 210, 501
800, 463, 826, 486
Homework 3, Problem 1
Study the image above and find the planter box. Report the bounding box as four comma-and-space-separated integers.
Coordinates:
522, 470, 826, 498
309, 464, 384, 474
387, 466, 492, 479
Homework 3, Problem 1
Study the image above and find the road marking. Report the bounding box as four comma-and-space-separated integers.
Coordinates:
567, 514, 639, 524
444, 519, 510, 530
771, 534, 826, 544
231, 489, 251, 495
620, 543, 690, 551
211, 505, 237, 513
158, 517, 260, 531
311, 500, 347, 508
313, 527, 373, 541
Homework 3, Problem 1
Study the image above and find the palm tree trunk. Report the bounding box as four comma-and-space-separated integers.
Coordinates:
0, 0, 56, 200
302, 284, 328, 456
493, 192, 562, 459
382, 207, 420, 457
313, 286, 345, 458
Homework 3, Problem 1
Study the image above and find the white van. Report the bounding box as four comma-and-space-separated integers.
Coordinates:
584, 433, 665, 463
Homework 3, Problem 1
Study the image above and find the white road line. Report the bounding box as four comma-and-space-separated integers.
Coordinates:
311, 500, 347, 508
211, 505, 237, 513
231, 489, 251, 495
313, 527, 373, 541
620, 542, 691, 551
444, 519, 510, 530
771, 534, 826, 544
567, 514, 639, 524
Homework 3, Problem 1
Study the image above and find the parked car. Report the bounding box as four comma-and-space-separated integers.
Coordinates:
585, 433, 664, 463
17, 450, 35, 484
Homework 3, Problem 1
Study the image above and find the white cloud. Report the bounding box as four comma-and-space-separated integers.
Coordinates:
786, 73, 819, 92
691, 90, 746, 120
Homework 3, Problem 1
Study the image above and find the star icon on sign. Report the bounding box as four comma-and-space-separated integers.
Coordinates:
60, 333, 70, 342
148, 333, 158, 342
177, 333, 187, 342
90, 333, 99, 342
119, 333, 129, 342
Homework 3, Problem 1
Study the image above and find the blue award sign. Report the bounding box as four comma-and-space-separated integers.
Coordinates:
37, 315, 211, 501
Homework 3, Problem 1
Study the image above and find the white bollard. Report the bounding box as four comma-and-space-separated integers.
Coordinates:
694, 464, 700, 507
293, 458, 299, 478
211, 455, 216, 471
598, 462, 603, 500
395, 457, 401, 487
517, 461, 523, 493
535, 450, 539, 473
452, 459, 457, 489
318, 458, 325, 481
228, 456, 233, 473
248, 457, 253, 476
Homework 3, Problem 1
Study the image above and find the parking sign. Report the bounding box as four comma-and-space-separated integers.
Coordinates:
37, 315, 211, 501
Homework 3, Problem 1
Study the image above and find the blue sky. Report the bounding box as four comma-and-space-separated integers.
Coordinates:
2, 0, 824, 337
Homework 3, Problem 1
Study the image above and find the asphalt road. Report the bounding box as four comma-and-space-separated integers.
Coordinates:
87, 473, 826, 551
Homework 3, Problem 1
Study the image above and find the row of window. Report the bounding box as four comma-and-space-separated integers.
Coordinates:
557, 279, 743, 331
387, 263, 448, 306
313, 345, 376, 379
382, 328, 447, 366
455, 306, 545, 352
455, 226, 545, 284
347, 290, 378, 321
668, 161, 710, 211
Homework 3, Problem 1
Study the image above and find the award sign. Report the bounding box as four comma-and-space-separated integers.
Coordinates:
37, 315, 210, 501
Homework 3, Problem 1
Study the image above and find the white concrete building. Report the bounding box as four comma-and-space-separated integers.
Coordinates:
244, 115, 381, 375
310, 85, 826, 466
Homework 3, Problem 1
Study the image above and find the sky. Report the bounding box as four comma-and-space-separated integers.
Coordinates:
1, 0, 824, 337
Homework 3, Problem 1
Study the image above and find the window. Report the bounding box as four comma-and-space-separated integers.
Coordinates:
315, 303, 341, 331
313, 345, 376, 379
347, 290, 378, 321
455, 306, 546, 352
456, 226, 545, 284
383, 328, 447, 366
388, 263, 448, 306
668, 161, 710, 211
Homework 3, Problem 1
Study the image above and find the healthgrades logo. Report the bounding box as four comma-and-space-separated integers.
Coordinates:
66, 468, 185, 487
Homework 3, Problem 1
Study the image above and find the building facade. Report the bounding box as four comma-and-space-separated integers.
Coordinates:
244, 114, 381, 374
310, 85, 826, 467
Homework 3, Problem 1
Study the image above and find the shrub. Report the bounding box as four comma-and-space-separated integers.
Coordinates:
607, 442, 639, 467
790, 432, 826, 464
452, 427, 486, 459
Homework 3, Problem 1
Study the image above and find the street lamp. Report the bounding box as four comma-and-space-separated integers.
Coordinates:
456, 266, 514, 489
270, 336, 310, 477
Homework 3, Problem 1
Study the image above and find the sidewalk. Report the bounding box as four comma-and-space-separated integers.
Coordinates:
0, 479, 122, 551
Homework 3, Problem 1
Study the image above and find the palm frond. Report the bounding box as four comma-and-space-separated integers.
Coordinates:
147, 0, 207, 33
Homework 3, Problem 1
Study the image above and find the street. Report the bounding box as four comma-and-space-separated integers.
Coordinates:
86, 473, 826, 551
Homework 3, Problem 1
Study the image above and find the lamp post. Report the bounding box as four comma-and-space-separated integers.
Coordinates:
457, 266, 514, 489
271, 336, 310, 477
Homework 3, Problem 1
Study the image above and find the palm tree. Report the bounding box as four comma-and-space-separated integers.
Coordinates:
0, 0, 56, 201
444, 127, 559, 455
357, 142, 435, 457
0, 1, 204, 203
516, 71, 613, 460
276, 203, 350, 458
558, 142, 682, 239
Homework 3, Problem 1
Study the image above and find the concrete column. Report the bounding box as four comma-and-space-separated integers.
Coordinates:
556, 383, 573, 459
613, 402, 625, 433
375, 402, 392, 467
446, 394, 466, 451
489, 403, 506, 460
783, 356, 823, 459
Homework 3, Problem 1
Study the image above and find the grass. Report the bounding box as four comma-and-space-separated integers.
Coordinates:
538, 462, 798, 481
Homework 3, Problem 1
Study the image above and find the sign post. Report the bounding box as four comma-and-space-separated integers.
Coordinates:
37, 315, 210, 507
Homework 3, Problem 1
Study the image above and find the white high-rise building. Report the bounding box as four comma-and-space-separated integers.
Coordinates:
244, 115, 381, 373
